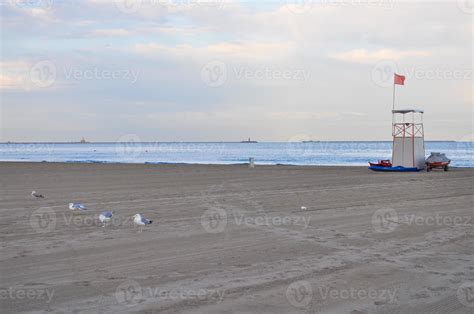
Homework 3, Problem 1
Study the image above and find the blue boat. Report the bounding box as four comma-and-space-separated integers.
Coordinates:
369, 166, 420, 172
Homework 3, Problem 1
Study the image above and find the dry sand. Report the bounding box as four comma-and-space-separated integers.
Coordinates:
0, 162, 473, 313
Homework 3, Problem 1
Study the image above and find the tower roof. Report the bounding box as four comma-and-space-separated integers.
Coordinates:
392, 109, 424, 114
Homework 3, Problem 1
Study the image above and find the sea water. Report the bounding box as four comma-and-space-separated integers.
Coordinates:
0, 142, 472, 167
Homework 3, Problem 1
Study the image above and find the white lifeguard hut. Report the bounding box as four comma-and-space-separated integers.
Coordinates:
392, 109, 425, 169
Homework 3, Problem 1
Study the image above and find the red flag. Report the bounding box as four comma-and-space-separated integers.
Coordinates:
394, 73, 405, 85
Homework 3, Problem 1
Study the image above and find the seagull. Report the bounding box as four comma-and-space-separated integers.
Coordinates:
31, 191, 45, 198
133, 214, 152, 233
99, 211, 113, 227
69, 203, 87, 211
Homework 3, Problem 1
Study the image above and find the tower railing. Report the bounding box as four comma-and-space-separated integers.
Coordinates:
392, 123, 424, 138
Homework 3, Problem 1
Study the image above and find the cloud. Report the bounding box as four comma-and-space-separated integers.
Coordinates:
268, 111, 366, 120
1, 1, 472, 141
330, 49, 432, 64
133, 40, 294, 60
0, 74, 23, 89
0, 60, 31, 90
88, 28, 134, 37
207, 41, 294, 59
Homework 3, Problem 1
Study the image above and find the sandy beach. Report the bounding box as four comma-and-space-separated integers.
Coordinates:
0, 162, 473, 313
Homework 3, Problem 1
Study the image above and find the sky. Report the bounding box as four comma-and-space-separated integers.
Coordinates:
0, 0, 472, 142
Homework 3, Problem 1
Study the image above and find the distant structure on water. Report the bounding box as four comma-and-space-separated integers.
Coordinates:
241, 138, 258, 143
80, 137, 88, 144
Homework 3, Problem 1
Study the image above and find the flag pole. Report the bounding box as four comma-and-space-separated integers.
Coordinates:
392, 76, 396, 111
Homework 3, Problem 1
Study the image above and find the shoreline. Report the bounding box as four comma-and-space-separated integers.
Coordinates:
0, 160, 369, 167
0, 160, 473, 169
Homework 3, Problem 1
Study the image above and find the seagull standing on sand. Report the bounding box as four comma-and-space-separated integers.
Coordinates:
31, 191, 45, 198
133, 214, 152, 233
69, 203, 87, 210
99, 211, 113, 227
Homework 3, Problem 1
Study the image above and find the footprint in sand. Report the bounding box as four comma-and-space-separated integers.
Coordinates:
428, 286, 449, 292
412, 291, 430, 299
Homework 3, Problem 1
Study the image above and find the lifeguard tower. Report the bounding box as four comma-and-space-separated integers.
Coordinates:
392, 109, 425, 170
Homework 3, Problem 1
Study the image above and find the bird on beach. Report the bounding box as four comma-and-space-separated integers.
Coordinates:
31, 191, 45, 198
69, 203, 87, 211
99, 211, 113, 227
133, 214, 152, 233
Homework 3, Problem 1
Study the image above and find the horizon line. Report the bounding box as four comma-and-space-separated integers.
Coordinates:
0, 140, 464, 144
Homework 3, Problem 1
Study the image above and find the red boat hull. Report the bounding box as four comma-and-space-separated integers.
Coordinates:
368, 160, 392, 167
427, 162, 449, 167
426, 161, 450, 172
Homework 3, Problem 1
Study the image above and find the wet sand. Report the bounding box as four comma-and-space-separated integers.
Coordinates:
0, 162, 473, 313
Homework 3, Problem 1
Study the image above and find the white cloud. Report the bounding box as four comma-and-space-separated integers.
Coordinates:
330, 49, 432, 64
1, 1, 472, 141
133, 40, 294, 60
89, 28, 134, 37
